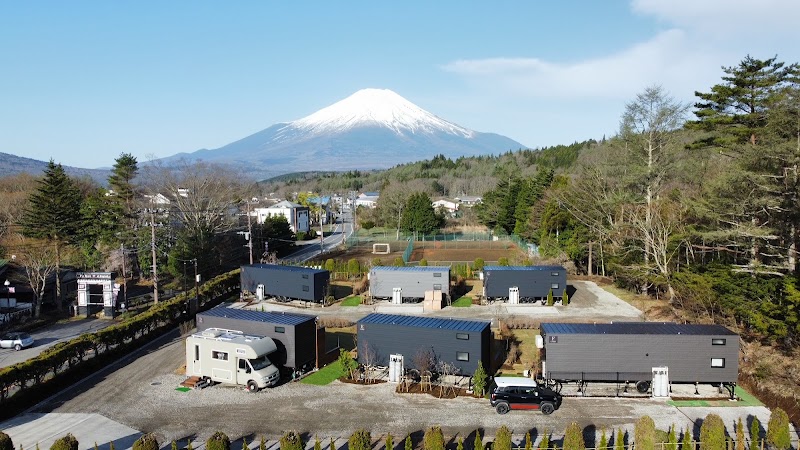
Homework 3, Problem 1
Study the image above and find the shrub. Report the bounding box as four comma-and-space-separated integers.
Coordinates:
766, 408, 791, 450
525, 433, 532, 450
206, 432, 231, 450
562, 289, 569, 305
243, 439, 250, 450
371, 258, 383, 267
699, 414, 726, 450
615, 429, 625, 450
563, 422, 584, 450
680, 429, 691, 450
635, 416, 656, 450
598, 429, 608, 450
419, 259, 428, 266
473, 258, 485, 271
457, 438, 464, 450
749, 417, 761, 450
330, 438, 335, 450
325, 259, 336, 273
50, 434, 79, 450
280, 431, 303, 450
423, 426, 444, 450
338, 348, 358, 380
0, 432, 13, 450
392, 257, 405, 267
493, 426, 512, 450
538, 431, 550, 450
735, 418, 745, 450
474, 431, 482, 450
349, 430, 371, 450
472, 361, 488, 397
666, 425, 677, 450
404, 436, 412, 450
347, 259, 360, 276
133, 434, 160, 450
385, 434, 393, 450
361, 220, 375, 230
498, 257, 509, 266
547, 289, 554, 306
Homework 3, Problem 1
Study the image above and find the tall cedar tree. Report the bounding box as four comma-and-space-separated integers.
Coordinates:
689, 55, 800, 148
19, 160, 84, 310
107, 153, 139, 246
400, 192, 440, 234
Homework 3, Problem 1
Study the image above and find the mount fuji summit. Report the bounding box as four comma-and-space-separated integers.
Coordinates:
166, 89, 526, 179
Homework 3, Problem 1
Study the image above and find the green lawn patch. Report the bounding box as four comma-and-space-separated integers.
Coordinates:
667, 386, 762, 407
451, 296, 473, 307
301, 360, 344, 385
175, 387, 191, 392
341, 296, 362, 306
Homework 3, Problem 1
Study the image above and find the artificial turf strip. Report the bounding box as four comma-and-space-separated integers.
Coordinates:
451, 296, 473, 307
341, 296, 362, 306
301, 361, 345, 385
667, 386, 763, 407
175, 387, 191, 392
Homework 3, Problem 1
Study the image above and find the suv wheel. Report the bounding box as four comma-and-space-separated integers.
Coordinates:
495, 402, 510, 415
540, 402, 555, 415
14, 344, 21, 351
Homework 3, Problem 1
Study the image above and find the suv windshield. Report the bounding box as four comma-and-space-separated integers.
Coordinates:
249, 355, 272, 370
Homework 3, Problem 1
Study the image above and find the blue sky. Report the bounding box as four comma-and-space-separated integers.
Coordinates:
2, 1, 799, 169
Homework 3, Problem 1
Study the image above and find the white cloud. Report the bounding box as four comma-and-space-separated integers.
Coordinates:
632, 0, 800, 36
441, 29, 718, 100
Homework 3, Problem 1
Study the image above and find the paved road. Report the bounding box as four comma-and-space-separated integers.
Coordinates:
0, 318, 113, 368
283, 212, 354, 263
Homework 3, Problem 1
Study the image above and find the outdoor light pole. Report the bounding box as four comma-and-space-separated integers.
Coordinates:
193, 258, 199, 300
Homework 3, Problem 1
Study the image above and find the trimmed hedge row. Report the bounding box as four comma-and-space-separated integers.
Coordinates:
0, 269, 241, 403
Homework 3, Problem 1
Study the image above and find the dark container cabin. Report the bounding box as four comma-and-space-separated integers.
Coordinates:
368, 266, 451, 301
356, 313, 490, 374
197, 305, 318, 371
241, 264, 329, 303
482, 265, 567, 301
539, 322, 739, 396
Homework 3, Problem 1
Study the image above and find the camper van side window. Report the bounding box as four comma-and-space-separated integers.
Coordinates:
711, 338, 726, 345
212, 351, 228, 361
711, 358, 725, 368
456, 333, 469, 340
456, 352, 469, 361
275, 326, 285, 333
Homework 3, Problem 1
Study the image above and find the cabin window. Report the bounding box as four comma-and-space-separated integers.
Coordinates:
456, 333, 469, 340
302, 274, 309, 279
433, 284, 442, 291
711, 358, 725, 368
552, 272, 560, 276
212, 350, 228, 361
194, 345, 200, 361
551, 283, 559, 289
456, 352, 469, 361
275, 326, 285, 333
433, 273, 442, 278
712, 338, 726, 345
303, 285, 309, 292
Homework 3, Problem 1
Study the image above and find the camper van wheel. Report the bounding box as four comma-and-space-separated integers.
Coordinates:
635, 380, 650, 394
247, 381, 259, 393
540, 402, 555, 415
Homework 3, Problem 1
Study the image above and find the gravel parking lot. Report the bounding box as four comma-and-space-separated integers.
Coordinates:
24, 281, 786, 445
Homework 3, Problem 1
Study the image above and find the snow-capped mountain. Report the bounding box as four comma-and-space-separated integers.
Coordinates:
164, 89, 526, 179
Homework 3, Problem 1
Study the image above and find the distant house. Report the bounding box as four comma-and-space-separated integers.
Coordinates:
455, 196, 482, 207
143, 193, 171, 205
254, 200, 310, 233
356, 192, 380, 209
432, 199, 459, 216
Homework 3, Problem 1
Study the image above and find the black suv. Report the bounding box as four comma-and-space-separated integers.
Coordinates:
489, 377, 562, 415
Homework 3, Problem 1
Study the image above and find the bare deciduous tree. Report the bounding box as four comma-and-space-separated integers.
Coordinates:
16, 237, 58, 318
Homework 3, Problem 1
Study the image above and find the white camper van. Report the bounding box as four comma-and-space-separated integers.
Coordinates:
185, 328, 280, 392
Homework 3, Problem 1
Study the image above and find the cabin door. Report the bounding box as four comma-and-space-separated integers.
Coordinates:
192, 344, 201, 375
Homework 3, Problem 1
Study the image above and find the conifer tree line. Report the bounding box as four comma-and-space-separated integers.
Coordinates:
0, 156, 284, 317
2, 408, 792, 450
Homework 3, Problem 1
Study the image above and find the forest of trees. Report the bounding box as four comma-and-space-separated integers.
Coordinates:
263, 55, 800, 349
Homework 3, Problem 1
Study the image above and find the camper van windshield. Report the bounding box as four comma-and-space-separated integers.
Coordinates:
250, 355, 272, 370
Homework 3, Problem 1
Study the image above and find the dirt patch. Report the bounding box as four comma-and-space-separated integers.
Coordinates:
395, 383, 473, 399
411, 248, 522, 263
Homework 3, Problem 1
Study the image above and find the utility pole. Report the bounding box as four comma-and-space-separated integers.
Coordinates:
246, 200, 254, 264
120, 243, 127, 309
150, 207, 159, 304
319, 198, 325, 255
193, 258, 199, 301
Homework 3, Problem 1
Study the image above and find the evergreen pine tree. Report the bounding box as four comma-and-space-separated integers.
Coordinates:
385, 434, 393, 450
525, 433, 533, 450
749, 417, 760, 450
666, 425, 677, 450
19, 160, 84, 314
766, 408, 791, 450
404, 436, 412, 450
599, 429, 608, 450
474, 431, 482, 450
472, 361, 488, 397
735, 418, 745, 450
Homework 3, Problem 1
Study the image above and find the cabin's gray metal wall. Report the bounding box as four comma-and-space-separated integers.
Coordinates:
541, 331, 738, 383
484, 268, 567, 298
370, 270, 450, 299
240, 266, 328, 302
196, 314, 316, 369
357, 323, 489, 374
